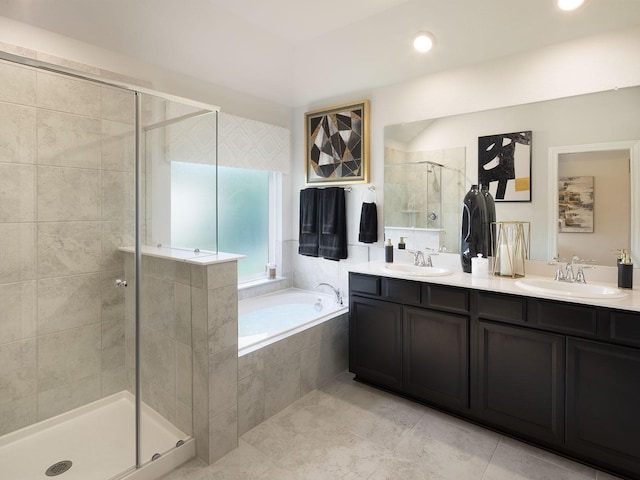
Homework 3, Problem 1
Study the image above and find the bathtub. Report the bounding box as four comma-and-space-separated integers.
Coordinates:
238, 288, 348, 355
237, 288, 350, 434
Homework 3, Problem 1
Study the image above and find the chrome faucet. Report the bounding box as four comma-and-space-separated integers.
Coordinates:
564, 256, 578, 282
316, 282, 343, 306
553, 255, 593, 283
408, 250, 433, 267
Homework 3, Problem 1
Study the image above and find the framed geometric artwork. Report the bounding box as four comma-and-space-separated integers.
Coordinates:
304, 100, 369, 185
478, 131, 532, 202
558, 176, 594, 233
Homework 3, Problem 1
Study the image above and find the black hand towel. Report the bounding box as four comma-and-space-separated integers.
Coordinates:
298, 188, 320, 257
358, 202, 378, 243
300, 187, 318, 234
318, 187, 348, 261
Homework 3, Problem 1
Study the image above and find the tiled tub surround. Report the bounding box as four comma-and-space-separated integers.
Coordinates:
238, 310, 348, 435
123, 248, 242, 465
0, 59, 135, 436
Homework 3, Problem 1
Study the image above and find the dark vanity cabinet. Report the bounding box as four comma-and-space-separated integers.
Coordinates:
349, 295, 403, 390
566, 338, 640, 476
349, 271, 640, 479
475, 320, 565, 446
349, 273, 470, 412
403, 306, 469, 411
474, 292, 565, 446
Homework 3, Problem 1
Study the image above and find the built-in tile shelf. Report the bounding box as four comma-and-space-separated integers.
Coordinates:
119, 245, 245, 265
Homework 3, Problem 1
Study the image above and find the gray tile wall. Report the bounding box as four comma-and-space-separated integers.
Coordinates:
237, 312, 349, 435
191, 260, 240, 464
0, 60, 134, 436
123, 255, 194, 438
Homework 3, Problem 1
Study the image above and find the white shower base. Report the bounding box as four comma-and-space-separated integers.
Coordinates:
0, 391, 194, 480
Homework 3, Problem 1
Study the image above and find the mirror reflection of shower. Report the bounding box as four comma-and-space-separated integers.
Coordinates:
383, 146, 466, 254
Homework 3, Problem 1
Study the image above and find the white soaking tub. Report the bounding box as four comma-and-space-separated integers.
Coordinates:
238, 288, 348, 355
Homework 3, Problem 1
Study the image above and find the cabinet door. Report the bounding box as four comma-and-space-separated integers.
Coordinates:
349, 295, 403, 390
476, 321, 565, 446
566, 338, 640, 478
403, 307, 469, 411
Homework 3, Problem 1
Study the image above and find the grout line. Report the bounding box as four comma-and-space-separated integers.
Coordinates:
480, 434, 503, 479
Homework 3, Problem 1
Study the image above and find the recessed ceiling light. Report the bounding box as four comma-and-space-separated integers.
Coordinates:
558, 0, 585, 11
413, 32, 436, 53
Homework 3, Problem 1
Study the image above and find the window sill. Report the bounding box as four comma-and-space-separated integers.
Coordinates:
238, 276, 287, 291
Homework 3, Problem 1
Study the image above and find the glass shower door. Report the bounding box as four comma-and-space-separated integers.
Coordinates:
0, 57, 138, 479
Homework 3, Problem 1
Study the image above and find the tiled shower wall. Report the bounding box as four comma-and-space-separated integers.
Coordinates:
0, 59, 134, 435
123, 254, 194, 438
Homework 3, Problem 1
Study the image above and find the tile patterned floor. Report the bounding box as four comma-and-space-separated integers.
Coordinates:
160, 371, 625, 480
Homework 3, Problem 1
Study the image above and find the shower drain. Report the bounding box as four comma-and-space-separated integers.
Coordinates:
45, 460, 72, 476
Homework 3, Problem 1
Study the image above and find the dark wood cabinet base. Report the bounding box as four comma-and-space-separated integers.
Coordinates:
349, 272, 640, 480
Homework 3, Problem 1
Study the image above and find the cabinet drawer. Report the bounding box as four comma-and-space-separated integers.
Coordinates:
424, 284, 470, 313
607, 310, 640, 347
477, 291, 526, 324
529, 299, 597, 337
383, 277, 421, 304
350, 273, 380, 296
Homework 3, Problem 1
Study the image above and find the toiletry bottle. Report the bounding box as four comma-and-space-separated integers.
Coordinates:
385, 239, 394, 263
398, 237, 406, 250
471, 253, 489, 278
618, 249, 633, 289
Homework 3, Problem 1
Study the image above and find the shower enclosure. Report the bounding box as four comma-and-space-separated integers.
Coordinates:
0, 53, 218, 479
384, 152, 466, 253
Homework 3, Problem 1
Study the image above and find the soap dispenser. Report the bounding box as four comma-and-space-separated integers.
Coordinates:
398, 237, 406, 250
385, 239, 394, 263
618, 249, 633, 289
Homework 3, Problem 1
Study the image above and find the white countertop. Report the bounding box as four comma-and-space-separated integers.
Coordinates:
349, 259, 640, 312
119, 245, 245, 265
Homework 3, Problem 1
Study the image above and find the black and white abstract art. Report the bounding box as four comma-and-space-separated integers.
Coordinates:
478, 131, 532, 202
304, 100, 369, 185
558, 176, 594, 233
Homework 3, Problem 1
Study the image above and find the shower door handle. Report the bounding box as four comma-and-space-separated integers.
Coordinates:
115, 279, 128, 288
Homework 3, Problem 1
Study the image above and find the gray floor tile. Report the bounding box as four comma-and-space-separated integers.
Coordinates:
161, 371, 626, 480
483, 443, 595, 480
391, 408, 501, 480
499, 436, 596, 478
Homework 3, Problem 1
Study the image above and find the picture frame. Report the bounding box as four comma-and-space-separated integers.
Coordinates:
304, 100, 369, 185
558, 176, 594, 233
478, 130, 532, 202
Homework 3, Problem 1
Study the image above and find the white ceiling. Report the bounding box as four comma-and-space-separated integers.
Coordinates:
1, 0, 639, 107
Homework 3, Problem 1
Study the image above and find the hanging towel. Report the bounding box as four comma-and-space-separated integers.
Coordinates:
358, 202, 378, 243
298, 188, 320, 256
318, 187, 348, 261
300, 187, 318, 234
320, 187, 341, 235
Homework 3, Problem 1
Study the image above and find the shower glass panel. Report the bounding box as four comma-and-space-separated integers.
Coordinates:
143, 97, 218, 252
0, 52, 217, 479
137, 92, 218, 466
0, 58, 137, 479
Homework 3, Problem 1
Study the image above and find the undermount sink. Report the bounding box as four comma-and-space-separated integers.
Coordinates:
515, 278, 628, 299
382, 263, 452, 277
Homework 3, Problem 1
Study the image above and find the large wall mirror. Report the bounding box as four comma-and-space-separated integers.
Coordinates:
384, 85, 640, 267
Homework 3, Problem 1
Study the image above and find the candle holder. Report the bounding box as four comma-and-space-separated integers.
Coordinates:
492, 221, 530, 277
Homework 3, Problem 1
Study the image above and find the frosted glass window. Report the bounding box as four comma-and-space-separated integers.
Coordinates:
218, 167, 270, 279
171, 162, 217, 251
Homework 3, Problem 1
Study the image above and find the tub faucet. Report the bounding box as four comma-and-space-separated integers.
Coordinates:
316, 282, 343, 306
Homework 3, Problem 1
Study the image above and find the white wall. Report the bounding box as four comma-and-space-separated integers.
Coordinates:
0, 16, 291, 127
290, 26, 640, 269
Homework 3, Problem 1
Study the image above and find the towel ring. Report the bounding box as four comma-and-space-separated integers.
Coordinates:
361, 185, 376, 203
